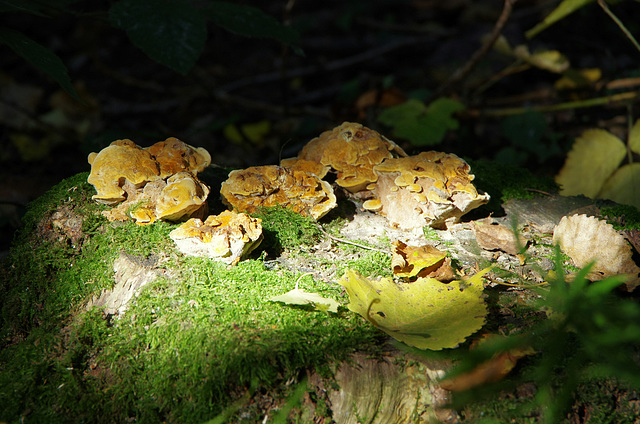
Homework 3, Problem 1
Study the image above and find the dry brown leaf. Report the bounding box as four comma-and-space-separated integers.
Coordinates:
470, 217, 523, 255
391, 241, 455, 281
440, 340, 535, 392
553, 214, 640, 291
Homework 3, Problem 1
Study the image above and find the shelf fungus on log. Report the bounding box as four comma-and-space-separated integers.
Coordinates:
220, 165, 337, 220
155, 172, 210, 221
147, 137, 211, 178
103, 172, 209, 224
296, 122, 407, 193
87, 138, 212, 224
169, 210, 263, 265
364, 151, 490, 229
88, 139, 160, 206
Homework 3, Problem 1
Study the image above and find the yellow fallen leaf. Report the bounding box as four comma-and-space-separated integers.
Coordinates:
555, 129, 626, 198
599, 163, 640, 209
269, 288, 339, 313
338, 268, 490, 350
629, 119, 640, 154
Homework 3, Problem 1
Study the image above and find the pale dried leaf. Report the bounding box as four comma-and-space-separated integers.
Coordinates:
269, 288, 339, 313
553, 214, 640, 291
470, 217, 523, 255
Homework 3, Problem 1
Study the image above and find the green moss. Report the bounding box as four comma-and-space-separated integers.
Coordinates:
337, 250, 392, 278
599, 203, 640, 230
0, 177, 387, 423
469, 160, 558, 215
12, 172, 96, 244
251, 206, 322, 254
84, 259, 382, 422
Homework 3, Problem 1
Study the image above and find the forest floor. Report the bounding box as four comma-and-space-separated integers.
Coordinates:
1, 1, 640, 423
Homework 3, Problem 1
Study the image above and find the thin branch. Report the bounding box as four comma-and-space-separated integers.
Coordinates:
215, 36, 428, 95
469, 91, 638, 117
597, 0, 640, 52
316, 223, 391, 255
430, 0, 517, 100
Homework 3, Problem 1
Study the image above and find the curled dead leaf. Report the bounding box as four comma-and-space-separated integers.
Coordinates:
471, 217, 524, 256
553, 214, 640, 291
440, 336, 536, 392
391, 241, 455, 282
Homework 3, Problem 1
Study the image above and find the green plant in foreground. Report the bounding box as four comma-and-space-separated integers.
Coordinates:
447, 249, 640, 423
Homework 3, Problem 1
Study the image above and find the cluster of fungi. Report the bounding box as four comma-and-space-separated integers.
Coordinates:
87, 122, 489, 264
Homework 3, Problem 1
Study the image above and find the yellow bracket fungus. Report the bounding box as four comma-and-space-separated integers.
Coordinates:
366, 151, 490, 229
220, 165, 337, 220
296, 122, 407, 193
169, 210, 263, 265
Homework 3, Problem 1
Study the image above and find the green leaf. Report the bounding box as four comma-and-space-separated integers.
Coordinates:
109, 0, 207, 75
526, 0, 595, 38
204, 1, 299, 45
0, 28, 79, 100
378, 98, 465, 146
338, 268, 489, 350
269, 288, 339, 313
377, 98, 426, 127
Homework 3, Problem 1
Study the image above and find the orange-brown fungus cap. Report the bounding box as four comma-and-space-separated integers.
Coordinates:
155, 172, 210, 221
297, 122, 407, 193
147, 137, 211, 178
371, 151, 490, 229
169, 210, 263, 265
220, 165, 337, 220
279, 158, 330, 179
87, 139, 160, 205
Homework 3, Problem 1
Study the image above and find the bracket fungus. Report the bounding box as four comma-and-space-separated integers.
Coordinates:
88, 138, 212, 223
88, 139, 160, 205
220, 165, 337, 220
147, 137, 211, 178
156, 172, 210, 221
364, 151, 490, 229
169, 210, 263, 265
102, 173, 209, 224
296, 122, 407, 193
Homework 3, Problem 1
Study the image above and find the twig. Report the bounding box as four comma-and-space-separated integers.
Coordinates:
213, 91, 330, 117
316, 223, 391, 255
469, 91, 639, 117
430, 0, 517, 100
524, 188, 553, 196
597, 0, 640, 52
215, 36, 427, 94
